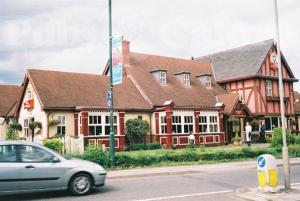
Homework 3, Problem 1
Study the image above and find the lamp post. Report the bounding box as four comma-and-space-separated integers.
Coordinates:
108, 0, 115, 166
273, 0, 290, 190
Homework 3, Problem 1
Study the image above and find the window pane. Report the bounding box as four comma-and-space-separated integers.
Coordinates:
62, 126, 66, 135
20, 146, 54, 163
57, 126, 61, 134
89, 116, 93, 124
96, 126, 102, 135
272, 117, 279, 128
98, 116, 101, 124
105, 126, 110, 135
0, 145, 17, 162
105, 116, 109, 124
89, 126, 95, 135
93, 116, 97, 124
265, 118, 271, 131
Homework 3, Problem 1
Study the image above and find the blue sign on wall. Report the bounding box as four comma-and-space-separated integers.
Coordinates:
257, 156, 266, 168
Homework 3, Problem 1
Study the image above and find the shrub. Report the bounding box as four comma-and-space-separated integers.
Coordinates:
270, 128, 295, 148
126, 118, 149, 148
6, 127, 19, 140
145, 142, 162, 150
288, 144, 300, 157
129, 143, 145, 151
295, 135, 300, 145
43, 138, 63, 153
74, 146, 110, 168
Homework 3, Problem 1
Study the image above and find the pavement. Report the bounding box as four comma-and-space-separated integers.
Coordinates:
107, 158, 300, 201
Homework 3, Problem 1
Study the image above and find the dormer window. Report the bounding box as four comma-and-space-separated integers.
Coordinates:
151, 69, 167, 86
174, 72, 191, 87
196, 74, 212, 89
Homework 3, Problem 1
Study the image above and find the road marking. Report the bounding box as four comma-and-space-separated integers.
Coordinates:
133, 189, 233, 201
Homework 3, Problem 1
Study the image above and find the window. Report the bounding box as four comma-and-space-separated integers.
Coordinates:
105, 116, 118, 135
160, 71, 167, 86
160, 116, 167, 134
89, 115, 102, 136
184, 116, 193, 133
0, 145, 17, 162
19, 145, 54, 163
57, 116, 66, 136
183, 74, 190, 87
265, 116, 282, 131
198, 75, 212, 88
24, 119, 29, 138
27, 90, 32, 100
199, 116, 208, 132
266, 80, 273, 96
209, 116, 218, 132
138, 116, 143, 120
172, 116, 182, 133
199, 115, 219, 133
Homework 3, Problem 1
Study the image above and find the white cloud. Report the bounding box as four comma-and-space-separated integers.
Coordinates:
0, 0, 299, 91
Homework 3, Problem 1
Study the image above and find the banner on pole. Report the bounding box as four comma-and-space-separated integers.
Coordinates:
112, 35, 123, 85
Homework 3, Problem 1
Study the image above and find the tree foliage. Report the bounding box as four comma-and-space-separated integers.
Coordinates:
125, 118, 149, 147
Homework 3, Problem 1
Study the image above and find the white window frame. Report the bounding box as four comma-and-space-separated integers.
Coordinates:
87, 113, 119, 136
160, 116, 167, 134
57, 115, 66, 136
205, 76, 212, 88
160, 71, 167, 86
265, 116, 282, 131
172, 115, 182, 134
88, 115, 102, 136
104, 115, 118, 135
183, 116, 193, 133
266, 80, 273, 96
199, 116, 208, 133
183, 74, 190, 87
24, 119, 29, 138
199, 111, 219, 133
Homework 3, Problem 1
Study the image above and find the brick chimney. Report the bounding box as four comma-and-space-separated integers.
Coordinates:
122, 40, 130, 68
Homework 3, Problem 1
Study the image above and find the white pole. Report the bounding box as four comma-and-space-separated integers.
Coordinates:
273, 0, 290, 190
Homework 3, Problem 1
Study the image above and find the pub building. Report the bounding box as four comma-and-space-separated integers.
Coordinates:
11, 39, 298, 152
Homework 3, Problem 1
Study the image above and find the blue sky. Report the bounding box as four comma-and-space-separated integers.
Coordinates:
0, 0, 299, 91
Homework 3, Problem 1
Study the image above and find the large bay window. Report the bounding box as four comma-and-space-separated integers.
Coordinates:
199, 113, 219, 133
88, 114, 118, 136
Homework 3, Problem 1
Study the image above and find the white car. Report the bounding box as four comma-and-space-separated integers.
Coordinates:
0, 141, 106, 196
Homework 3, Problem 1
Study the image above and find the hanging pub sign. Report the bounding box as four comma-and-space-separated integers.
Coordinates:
269, 52, 278, 69
24, 99, 34, 110
112, 35, 123, 85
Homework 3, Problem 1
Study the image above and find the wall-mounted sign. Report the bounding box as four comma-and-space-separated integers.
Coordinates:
269, 52, 278, 69
112, 35, 123, 85
24, 99, 34, 110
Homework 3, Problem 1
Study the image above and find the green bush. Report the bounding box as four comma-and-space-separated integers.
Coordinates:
73, 146, 110, 168
295, 135, 300, 145
270, 128, 295, 148
6, 127, 19, 140
129, 143, 145, 151
288, 144, 300, 157
145, 142, 162, 150
126, 118, 149, 147
43, 138, 63, 153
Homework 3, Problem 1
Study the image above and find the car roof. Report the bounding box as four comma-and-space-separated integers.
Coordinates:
0, 140, 43, 147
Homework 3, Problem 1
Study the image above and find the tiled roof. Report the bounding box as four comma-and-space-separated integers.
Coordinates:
0, 85, 21, 117
217, 93, 239, 114
26, 69, 151, 110
127, 52, 227, 108
294, 92, 300, 114
197, 39, 274, 82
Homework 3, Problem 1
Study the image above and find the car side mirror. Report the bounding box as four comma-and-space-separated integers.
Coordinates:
52, 157, 60, 163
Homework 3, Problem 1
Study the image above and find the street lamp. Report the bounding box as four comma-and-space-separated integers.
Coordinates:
273, 0, 290, 190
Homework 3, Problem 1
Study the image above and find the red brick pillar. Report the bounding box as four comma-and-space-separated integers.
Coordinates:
119, 112, 125, 150
154, 112, 159, 142
194, 111, 200, 146
219, 113, 224, 144
74, 113, 78, 136
81, 111, 88, 136
164, 104, 174, 149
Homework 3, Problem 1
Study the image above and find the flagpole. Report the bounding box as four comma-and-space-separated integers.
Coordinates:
273, 0, 290, 190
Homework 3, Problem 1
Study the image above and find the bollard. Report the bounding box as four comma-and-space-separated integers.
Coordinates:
257, 154, 279, 192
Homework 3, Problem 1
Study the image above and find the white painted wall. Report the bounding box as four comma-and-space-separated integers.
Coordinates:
0, 123, 7, 140
48, 112, 75, 138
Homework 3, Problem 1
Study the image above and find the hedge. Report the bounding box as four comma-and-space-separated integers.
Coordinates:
70, 146, 282, 169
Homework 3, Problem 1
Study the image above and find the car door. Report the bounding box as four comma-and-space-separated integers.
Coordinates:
19, 145, 68, 191
0, 144, 20, 193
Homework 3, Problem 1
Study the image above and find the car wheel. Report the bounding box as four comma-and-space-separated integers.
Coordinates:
69, 173, 92, 196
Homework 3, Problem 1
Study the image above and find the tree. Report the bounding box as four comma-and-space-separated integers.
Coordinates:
125, 118, 149, 147
6, 118, 22, 140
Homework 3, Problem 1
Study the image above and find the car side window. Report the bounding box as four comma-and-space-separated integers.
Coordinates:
0, 145, 17, 162
19, 145, 54, 163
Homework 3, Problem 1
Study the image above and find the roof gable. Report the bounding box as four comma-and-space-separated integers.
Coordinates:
0, 85, 21, 117
197, 39, 274, 82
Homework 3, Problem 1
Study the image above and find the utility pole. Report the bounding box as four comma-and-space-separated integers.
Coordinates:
273, 0, 290, 190
108, 0, 115, 166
